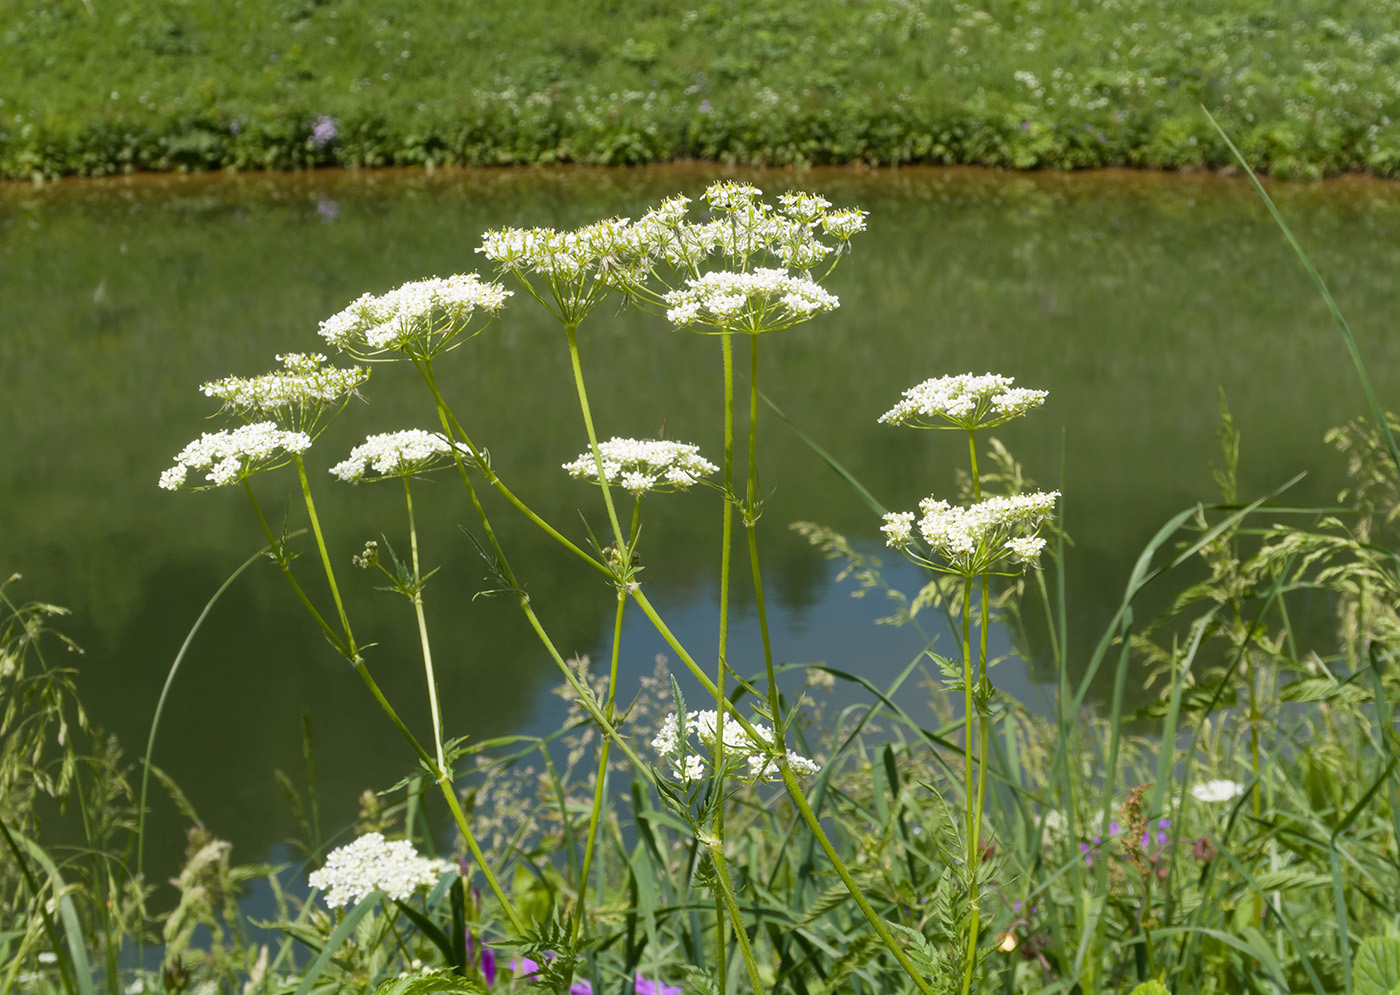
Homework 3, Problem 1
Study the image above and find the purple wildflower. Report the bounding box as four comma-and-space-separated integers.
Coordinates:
635, 975, 683, 995
481, 947, 496, 987
511, 957, 540, 978
697, 99, 712, 115
311, 115, 339, 148
571, 982, 594, 995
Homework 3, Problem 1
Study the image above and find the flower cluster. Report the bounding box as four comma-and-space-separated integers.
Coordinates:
663, 268, 838, 333
307, 832, 452, 908
159, 422, 312, 491
318, 274, 511, 355
478, 217, 639, 283
651, 709, 820, 783
562, 438, 718, 496
879, 373, 1048, 431
330, 430, 471, 482
200, 353, 367, 427
1191, 779, 1246, 803
882, 491, 1059, 574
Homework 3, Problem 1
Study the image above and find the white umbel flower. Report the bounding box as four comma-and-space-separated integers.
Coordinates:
159, 422, 312, 491
319, 274, 511, 354
663, 268, 838, 333
651, 708, 820, 784
563, 438, 718, 496
879, 373, 1048, 430
330, 430, 470, 482
1190, 779, 1246, 803
201, 353, 367, 429
885, 491, 1059, 575
308, 832, 453, 908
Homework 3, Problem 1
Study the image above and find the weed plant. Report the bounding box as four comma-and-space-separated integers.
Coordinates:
5, 165, 1400, 995
5, 0, 1400, 178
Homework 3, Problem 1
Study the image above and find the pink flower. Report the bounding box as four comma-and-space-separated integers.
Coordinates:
635, 973, 683, 995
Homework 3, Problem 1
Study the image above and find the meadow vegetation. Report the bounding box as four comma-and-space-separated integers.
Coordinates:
5, 158, 1400, 995
5, 0, 1400, 178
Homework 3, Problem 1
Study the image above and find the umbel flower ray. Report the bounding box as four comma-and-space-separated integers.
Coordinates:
651, 708, 820, 784
307, 832, 453, 908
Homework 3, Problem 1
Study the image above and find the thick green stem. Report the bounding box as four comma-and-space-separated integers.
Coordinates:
708, 840, 766, 995
404, 477, 445, 773
778, 765, 940, 995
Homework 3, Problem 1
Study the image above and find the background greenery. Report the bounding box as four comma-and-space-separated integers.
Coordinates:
6, 0, 1400, 178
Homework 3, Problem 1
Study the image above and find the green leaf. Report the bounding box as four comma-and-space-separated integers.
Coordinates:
1127, 983, 1171, 995
370, 972, 488, 995
1355, 937, 1400, 995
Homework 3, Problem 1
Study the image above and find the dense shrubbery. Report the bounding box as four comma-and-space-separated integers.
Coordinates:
5, 0, 1400, 178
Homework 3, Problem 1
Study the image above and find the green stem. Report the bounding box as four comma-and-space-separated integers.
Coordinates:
707, 840, 766, 995
778, 765, 940, 995
565, 323, 627, 554
243, 482, 345, 655
714, 331, 737, 980
294, 455, 356, 655
744, 334, 786, 753
570, 504, 638, 948
404, 476, 445, 773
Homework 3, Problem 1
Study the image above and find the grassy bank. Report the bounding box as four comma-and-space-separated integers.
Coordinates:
4, 0, 1400, 179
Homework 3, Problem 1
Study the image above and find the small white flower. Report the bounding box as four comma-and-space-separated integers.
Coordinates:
37, 952, 58, 965
1191, 779, 1246, 803
330, 429, 469, 482
1006, 535, 1048, 563
159, 422, 312, 491
308, 832, 452, 908
881, 512, 915, 550
880, 373, 1048, 430
563, 438, 717, 496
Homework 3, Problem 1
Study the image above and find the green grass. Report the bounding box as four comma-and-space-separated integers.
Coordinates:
6, 0, 1400, 178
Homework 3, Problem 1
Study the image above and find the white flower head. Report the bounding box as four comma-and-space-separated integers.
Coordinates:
159, 422, 312, 491
319, 274, 511, 355
307, 832, 453, 908
663, 268, 838, 333
886, 491, 1059, 575
330, 430, 470, 482
563, 437, 718, 496
651, 708, 819, 785
201, 353, 368, 430
704, 181, 764, 213
1191, 779, 1246, 803
879, 373, 1048, 430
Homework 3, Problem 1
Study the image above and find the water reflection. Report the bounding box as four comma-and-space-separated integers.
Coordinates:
4, 166, 1398, 885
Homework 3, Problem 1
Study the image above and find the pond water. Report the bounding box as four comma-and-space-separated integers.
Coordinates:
4, 165, 1400, 888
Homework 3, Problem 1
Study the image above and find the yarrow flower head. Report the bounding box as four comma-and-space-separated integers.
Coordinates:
201, 353, 367, 432
650, 709, 820, 784
307, 832, 452, 908
318, 274, 511, 356
879, 373, 1048, 431
1191, 779, 1246, 803
159, 422, 311, 491
330, 430, 471, 482
883, 491, 1059, 575
563, 438, 718, 496
663, 268, 838, 333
